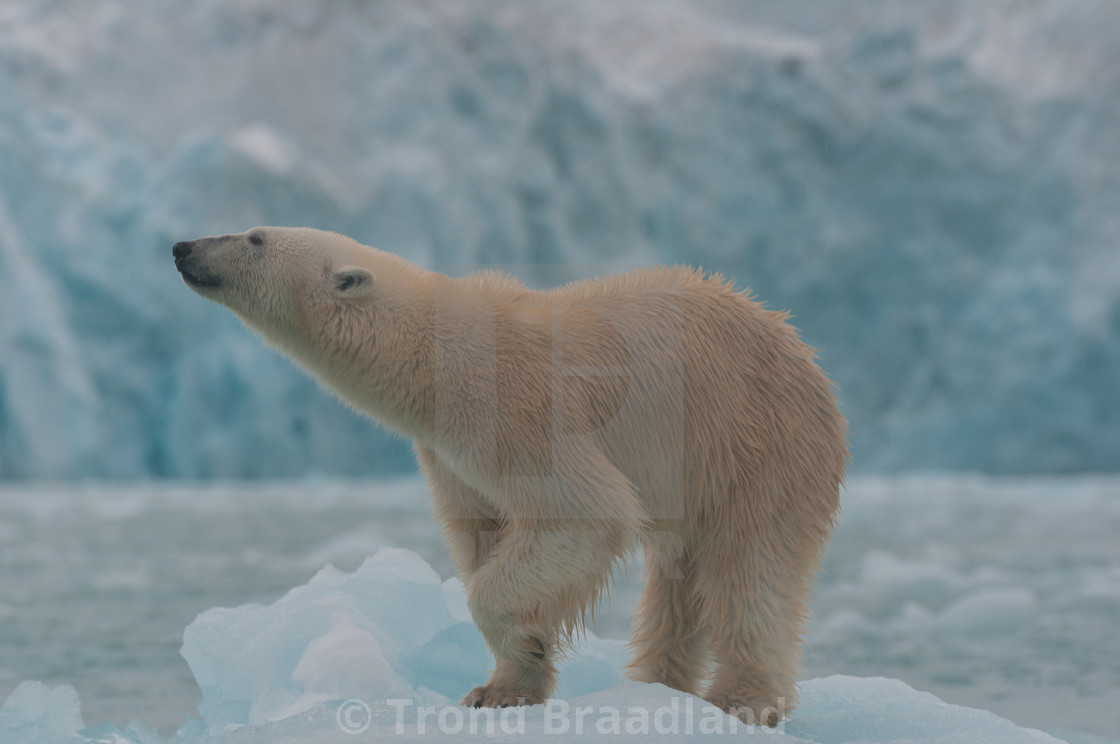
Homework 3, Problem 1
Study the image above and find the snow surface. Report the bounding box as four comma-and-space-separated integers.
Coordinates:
2, 0, 1120, 479
0, 546, 1075, 744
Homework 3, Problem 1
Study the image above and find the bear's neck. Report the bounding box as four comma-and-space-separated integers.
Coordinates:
284, 264, 529, 453
296, 262, 443, 443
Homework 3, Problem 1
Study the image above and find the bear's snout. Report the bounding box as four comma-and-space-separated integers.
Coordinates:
173, 239, 223, 289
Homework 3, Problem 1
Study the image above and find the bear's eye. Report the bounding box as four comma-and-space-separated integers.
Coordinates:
249, 232, 264, 247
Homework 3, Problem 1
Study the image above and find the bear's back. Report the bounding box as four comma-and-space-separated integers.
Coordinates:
480, 266, 845, 504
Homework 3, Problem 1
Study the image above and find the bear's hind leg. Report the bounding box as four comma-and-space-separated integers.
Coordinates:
626, 536, 708, 696
693, 494, 822, 727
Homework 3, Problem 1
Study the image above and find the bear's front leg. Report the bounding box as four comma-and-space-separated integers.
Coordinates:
454, 449, 644, 708
458, 522, 630, 707
460, 631, 554, 708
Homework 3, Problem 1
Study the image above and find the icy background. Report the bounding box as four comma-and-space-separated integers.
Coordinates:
2, 0, 1120, 479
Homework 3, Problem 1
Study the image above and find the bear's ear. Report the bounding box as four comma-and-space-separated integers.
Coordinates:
331, 266, 375, 298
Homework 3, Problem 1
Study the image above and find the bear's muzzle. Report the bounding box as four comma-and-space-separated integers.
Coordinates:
173, 241, 223, 288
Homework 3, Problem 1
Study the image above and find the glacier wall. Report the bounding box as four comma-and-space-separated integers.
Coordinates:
1, 0, 1118, 479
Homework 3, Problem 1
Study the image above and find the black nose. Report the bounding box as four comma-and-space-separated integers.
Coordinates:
172, 241, 194, 259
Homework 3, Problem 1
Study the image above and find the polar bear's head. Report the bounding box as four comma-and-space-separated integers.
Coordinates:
173, 226, 377, 346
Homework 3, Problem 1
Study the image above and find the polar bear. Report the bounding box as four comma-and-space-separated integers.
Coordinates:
173, 226, 847, 725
